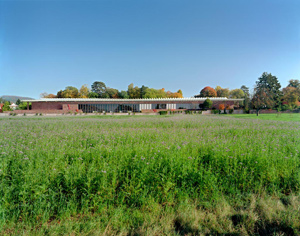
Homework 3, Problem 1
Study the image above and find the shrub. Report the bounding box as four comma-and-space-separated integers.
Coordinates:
212, 110, 219, 114
203, 99, 213, 109
39, 113, 43, 116
159, 111, 168, 115
281, 104, 290, 111
229, 109, 234, 114
219, 104, 225, 110
23, 113, 26, 116
35, 113, 39, 116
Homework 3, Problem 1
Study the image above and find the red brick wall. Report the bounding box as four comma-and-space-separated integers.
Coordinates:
32, 102, 63, 110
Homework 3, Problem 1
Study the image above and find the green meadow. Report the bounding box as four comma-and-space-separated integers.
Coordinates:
1, 115, 300, 235
230, 113, 300, 122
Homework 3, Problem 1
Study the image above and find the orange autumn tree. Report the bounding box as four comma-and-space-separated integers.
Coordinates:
199, 86, 217, 97
219, 104, 225, 110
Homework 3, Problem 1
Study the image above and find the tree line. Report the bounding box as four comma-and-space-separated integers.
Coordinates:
196, 72, 300, 113
1, 72, 299, 113
41, 82, 183, 99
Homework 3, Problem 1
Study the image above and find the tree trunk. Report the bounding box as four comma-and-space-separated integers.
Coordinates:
256, 109, 259, 116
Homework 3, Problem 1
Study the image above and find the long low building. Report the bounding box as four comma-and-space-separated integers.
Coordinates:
21, 97, 244, 113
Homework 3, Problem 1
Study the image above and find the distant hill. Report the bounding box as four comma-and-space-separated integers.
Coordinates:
0, 95, 35, 103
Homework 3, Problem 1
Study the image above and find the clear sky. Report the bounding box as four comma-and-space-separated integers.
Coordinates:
0, 0, 299, 99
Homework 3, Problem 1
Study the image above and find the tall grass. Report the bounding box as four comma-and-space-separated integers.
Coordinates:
0, 115, 300, 235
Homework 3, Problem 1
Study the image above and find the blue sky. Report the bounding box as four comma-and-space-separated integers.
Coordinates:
0, 0, 299, 98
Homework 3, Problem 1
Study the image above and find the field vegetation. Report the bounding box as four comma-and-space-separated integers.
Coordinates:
0, 115, 300, 235
230, 113, 300, 122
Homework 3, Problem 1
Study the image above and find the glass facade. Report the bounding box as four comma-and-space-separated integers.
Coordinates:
78, 104, 139, 113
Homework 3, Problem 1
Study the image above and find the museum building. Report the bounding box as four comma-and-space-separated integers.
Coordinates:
21, 97, 244, 113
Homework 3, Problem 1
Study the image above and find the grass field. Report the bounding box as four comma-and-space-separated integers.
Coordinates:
1, 115, 300, 235
230, 113, 300, 122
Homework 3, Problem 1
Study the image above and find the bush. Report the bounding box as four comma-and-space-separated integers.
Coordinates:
281, 104, 290, 111
159, 111, 168, 115
229, 109, 234, 114
212, 110, 219, 114
219, 104, 225, 110
23, 113, 26, 116
203, 99, 213, 109
39, 113, 43, 116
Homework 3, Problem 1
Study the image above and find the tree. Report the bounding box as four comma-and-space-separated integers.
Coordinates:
16, 99, 21, 105
166, 91, 183, 98
127, 83, 141, 98
79, 85, 90, 98
56, 86, 79, 98
17, 102, 31, 110
140, 85, 149, 98
229, 89, 244, 99
287, 79, 300, 89
41, 92, 57, 98
197, 86, 217, 97
215, 86, 229, 97
118, 90, 129, 99
2, 101, 12, 111
255, 72, 282, 108
177, 89, 183, 97
104, 87, 119, 98
64, 86, 79, 98
219, 104, 225, 110
203, 98, 213, 109
91, 81, 106, 97
252, 86, 275, 116
144, 88, 167, 98
282, 86, 300, 108
88, 92, 98, 98
240, 85, 250, 109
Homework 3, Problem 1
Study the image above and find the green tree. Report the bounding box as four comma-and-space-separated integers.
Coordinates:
252, 86, 275, 116
215, 86, 230, 97
79, 85, 90, 98
118, 90, 129, 99
127, 83, 141, 98
287, 79, 300, 89
229, 89, 244, 99
140, 85, 149, 98
203, 98, 213, 109
255, 72, 282, 108
17, 102, 31, 110
91, 81, 106, 97
2, 101, 12, 111
282, 86, 299, 108
104, 87, 119, 98
240, 85, 250, 110
16, 99, 21, 105
144, 88, 167, 98
57, 86, 79, 98
88, 92, 98, 98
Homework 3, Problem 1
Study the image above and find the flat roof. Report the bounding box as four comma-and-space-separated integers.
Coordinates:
22, 97, 244, 102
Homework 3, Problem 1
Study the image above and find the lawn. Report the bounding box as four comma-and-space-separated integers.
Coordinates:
0, 115, 300, 235
230, 113, 300, 122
